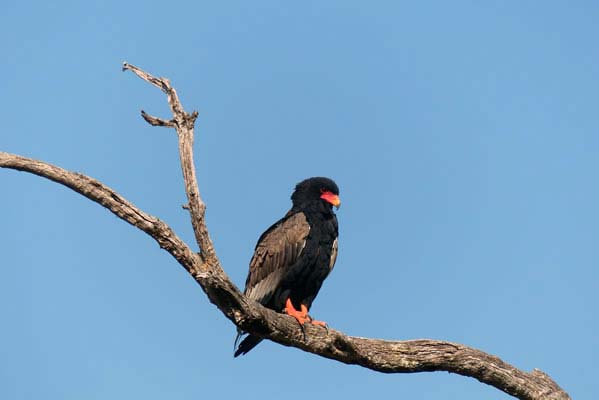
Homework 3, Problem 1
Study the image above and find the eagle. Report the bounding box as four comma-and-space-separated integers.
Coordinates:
234, 177, 340, 357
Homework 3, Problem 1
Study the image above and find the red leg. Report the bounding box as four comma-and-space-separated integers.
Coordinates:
284, 298, 328, 328
284, 298, 310, 325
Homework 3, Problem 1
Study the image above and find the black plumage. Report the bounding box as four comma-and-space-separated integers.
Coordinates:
234, 177, 340, 357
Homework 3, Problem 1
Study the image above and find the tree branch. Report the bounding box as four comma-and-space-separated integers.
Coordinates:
140, 110, 176, 127
0, 152, 204, 276
123, 61, 215, 265
0, 64, 571, 400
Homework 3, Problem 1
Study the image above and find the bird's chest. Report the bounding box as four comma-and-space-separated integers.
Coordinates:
301, 215, 337, 272
277, 212, 338, 309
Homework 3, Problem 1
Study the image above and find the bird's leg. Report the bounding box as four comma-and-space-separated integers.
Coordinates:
284, 298, 310, 325
284, 298, 308, 339
284, 298, 328, 330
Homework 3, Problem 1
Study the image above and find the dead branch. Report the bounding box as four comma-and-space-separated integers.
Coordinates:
123, 62, 214, 264
0, 63, 571, 400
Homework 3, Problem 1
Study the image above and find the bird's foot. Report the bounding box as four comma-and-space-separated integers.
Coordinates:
284, 298, 310, 325
284, 298, 328, 329
307, 317, 328, 330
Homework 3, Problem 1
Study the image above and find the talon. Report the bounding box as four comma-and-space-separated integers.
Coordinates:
300, 324, 307, 341
310, 319, 328, 328
306, 314, 328, 328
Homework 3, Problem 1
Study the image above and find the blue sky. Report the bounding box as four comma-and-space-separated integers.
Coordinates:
1, 1, 597, 399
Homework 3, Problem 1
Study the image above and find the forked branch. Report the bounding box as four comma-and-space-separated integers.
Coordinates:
0, 64, 571, 400
123, 62, 213, 264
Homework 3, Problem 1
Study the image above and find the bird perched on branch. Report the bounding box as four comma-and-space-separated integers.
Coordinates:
234, 177, 340, 357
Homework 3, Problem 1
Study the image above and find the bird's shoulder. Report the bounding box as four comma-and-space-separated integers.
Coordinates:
244, 211, 311, 297
250, 211, 310, 271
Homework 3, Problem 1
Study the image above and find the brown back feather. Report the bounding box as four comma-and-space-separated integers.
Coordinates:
244, 212, 310, 304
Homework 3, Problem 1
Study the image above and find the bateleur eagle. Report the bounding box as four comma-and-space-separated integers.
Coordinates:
234, 177, 340, 357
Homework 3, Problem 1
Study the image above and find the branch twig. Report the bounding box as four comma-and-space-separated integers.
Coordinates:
123, 62, 215, 265
140, 110, 175, 127
0, 64, 572, 400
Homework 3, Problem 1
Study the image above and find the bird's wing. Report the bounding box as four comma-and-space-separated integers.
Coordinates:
244, 211, 310, 305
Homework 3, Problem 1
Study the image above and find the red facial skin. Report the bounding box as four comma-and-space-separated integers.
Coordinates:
320, 191, 341, 208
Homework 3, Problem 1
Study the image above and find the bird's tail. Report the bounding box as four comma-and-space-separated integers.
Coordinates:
234, 332, 263, 357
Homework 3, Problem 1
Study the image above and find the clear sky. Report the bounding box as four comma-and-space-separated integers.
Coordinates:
1, 1, 597, 399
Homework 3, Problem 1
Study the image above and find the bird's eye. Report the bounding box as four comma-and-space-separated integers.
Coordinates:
320, 188, 326, 193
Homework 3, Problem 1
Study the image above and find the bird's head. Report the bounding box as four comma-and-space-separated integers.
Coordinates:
291, 177, 341, 211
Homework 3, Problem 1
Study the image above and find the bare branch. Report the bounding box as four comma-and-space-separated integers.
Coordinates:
141, 110, 176, 127
0, 152, 203, 276
123, 62, 216, 265
0, 64, 572, 400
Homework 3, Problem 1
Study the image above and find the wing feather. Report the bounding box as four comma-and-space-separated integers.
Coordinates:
329, 237, 338, 272
244, 212, 310, 304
